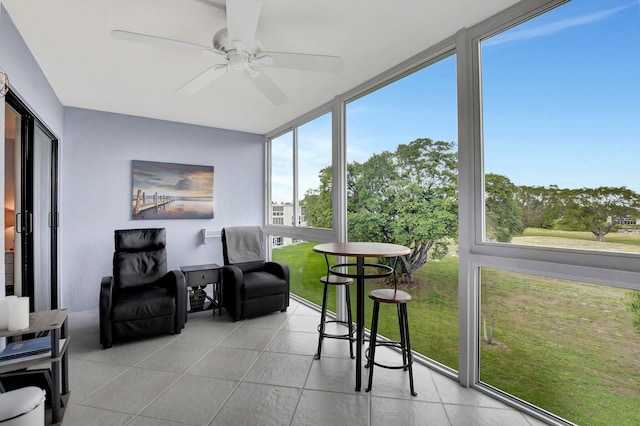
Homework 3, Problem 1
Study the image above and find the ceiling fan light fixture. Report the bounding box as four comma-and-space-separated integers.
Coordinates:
228, 50, 250, 71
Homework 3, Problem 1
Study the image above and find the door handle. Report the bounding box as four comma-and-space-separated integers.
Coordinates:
19, 212, 33, 234
15, 212, 21, 234
26, 212, 33, 234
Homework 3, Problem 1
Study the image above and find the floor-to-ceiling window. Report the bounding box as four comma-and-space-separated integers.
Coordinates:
344, 54, 459, 371
268, 111, 335, 308
476, 1, 640, 424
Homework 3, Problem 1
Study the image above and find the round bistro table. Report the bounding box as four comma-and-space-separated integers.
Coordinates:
312, 242, 410, 391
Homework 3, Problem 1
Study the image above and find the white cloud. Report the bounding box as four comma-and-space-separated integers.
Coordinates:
484, 4, 632, 47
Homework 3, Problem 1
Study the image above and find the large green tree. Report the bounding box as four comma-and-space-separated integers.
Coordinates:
304, 138, 458, 284
485, 173, 523, 242
391, 139, 458, 280
515, 184, 562, 229
558, 186, 640, 241
303, 166, 333, 229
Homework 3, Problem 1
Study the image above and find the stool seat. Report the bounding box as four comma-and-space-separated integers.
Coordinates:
320, 275, 353, 285
369, 288, 411, 304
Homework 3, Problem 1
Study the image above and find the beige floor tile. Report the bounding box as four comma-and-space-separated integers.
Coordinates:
61, 404, 134, 426
68, 358, 129, 403
187, 346, 261, 381
289, 304, 323, 317
238, 311, 291, 329
444, 404, 532, 426
282, 315, 322, 333
211, 382, 302, 426
305, 356, 365, 394
371, 396, 450, 426
244, 352, 313, 388
140, 375, 237, 425
266, 330, 320, 356
291, 389, 370, 426
128, 416, 191, 426
80, 367, 180, 414
73, 334, 176, 366
432, 374, 508, 408
136, 340, 213, 373
218, 327, 279, 351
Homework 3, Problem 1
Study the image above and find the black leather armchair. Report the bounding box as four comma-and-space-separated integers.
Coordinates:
100, 228, 186, 349
221, 226, 290, 321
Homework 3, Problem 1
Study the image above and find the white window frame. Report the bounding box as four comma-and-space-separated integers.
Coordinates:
265, 1, 640, 424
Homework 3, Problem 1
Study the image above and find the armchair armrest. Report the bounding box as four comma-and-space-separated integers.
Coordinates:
100, 276, 115, 348
265, 261, 290, 310
265, 261, 289, 282
155, 270, 186, 331
166, 270, 187, 332
222, 265, 244, 321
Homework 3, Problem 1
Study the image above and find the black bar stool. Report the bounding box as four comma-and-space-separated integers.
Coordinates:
315, 274, 356, 359
365, 285, 416, 396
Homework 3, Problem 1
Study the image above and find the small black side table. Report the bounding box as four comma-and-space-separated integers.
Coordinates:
180, 263, 223, 315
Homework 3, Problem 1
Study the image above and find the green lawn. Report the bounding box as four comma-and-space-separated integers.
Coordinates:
272, 230, 640, 426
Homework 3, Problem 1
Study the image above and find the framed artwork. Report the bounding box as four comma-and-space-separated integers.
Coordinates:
132, 160, 214, 220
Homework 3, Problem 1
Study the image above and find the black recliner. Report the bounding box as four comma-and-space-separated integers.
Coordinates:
221, 226, 290, 321
100, 228, 186, 348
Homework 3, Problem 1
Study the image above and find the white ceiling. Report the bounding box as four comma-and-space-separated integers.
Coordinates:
3, 0, 519, 134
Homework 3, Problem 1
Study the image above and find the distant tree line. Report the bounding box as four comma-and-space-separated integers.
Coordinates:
492, 177, 640, 242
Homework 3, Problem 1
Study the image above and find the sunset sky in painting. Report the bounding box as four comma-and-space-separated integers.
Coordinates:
132, 160, 214, 199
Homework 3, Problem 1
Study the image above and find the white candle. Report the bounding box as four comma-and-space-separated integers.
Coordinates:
8, 297, 30, 331
0, 295, 18, 329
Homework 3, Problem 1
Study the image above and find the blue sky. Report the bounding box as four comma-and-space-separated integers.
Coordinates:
481, 0, 640, 192
274, 0, 640, 201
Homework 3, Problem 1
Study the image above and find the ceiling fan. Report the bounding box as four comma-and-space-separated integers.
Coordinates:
111, 0, 343, 105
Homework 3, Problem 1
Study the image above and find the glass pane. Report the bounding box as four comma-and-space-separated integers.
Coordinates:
270, 131, 293, 225
298, 113, 332, 228
345, 54, 459, 369
33, 125, 52, 311
482, 0, 640, 252
480, 268, 640, 425
4, 105, 20, 296
270, 237, 331, 307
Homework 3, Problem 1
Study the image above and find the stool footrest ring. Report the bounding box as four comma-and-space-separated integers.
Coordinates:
365, 341, 412, 370
317, 320, 356, 340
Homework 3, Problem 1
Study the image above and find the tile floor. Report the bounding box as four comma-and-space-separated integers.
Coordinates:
63, 299, 547, 425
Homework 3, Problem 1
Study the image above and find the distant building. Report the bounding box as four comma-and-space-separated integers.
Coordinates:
609, 215, 640, 226
269, 202, 307, 248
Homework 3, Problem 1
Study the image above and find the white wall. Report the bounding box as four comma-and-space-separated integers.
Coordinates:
61, 108, 264, 312
1, 5, 266, 313
0, 5, 64, 138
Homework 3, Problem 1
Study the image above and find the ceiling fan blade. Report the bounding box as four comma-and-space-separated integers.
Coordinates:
260, 51, 344, 73
177, 64, 228, 94
193, 0, 225, 11
111, 30, 222, 56
226, 0, 261, 50
247, 71, 288, 105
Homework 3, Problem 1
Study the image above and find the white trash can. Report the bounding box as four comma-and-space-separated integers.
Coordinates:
0, 386, 45, 426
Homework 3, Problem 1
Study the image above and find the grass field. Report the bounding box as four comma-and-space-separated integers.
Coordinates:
272, 229, 640, 426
